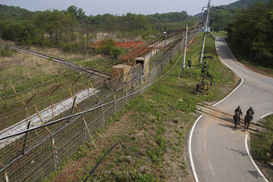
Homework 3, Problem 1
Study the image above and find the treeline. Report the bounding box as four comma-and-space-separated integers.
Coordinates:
210, 0, 269, 31
0, 5, 198, 54
227, 0, 273, 67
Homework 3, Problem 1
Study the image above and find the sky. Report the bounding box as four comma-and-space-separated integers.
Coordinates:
0, 0, 238, 16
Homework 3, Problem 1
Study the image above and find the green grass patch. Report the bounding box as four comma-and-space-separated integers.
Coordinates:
49, 33, 237, 181
71, 57, 123, 74
213, 31, 228, 37
251, 115, 273, 162
0, 46, 16, 57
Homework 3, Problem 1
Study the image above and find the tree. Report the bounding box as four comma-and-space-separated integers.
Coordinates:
227, 1, 273, 67
210, 9, 232, 31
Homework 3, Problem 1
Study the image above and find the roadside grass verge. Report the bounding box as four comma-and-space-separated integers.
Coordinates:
250, 115, 273, 181
49, 33, 238, 182
251, 115, 273, 162
226, 39, 273, 78
213, 31, 228, 37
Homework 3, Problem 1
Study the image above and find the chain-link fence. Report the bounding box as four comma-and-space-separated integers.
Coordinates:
0, 29, 200, 181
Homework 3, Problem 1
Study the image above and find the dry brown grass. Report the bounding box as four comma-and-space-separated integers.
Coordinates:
0, 52, 65, 90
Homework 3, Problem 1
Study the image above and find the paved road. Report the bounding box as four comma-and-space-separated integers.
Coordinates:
189, 37, 273, 182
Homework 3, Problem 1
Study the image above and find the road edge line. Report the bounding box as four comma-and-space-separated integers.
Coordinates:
219, 36, 269, 181
213, 37, 244, 107
261, 112, 273, 119
188, 115, 203, 182
245, 133, 269, 182
188, 37, 244, 182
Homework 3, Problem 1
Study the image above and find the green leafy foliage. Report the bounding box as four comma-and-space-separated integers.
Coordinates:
0, 46, 16, 57
210, 0, 269, 31
0, 4, 201, 55
227, 0, 273, 68
96, 38, 122, 58
138, 174, 154, 182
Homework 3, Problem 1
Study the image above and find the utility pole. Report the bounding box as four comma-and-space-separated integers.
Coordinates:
200, 0, 211, 64
181, 24, 188, 77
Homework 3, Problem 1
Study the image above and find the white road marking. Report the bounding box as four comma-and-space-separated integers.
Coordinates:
245, 133, 269, 182
188, 115, 203, 182
189, 37, 245, 182
261, 112, 273, 119
213, 38, 244, 107
189, 37, 270, 182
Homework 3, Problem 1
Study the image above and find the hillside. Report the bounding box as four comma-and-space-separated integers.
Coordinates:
0, 4, 37, 20
210, 0, 270, 31
219, 0, 269, 10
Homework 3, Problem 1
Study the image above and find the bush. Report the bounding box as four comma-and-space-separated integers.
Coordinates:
110, 46, 122, 59
96, 38, 122, 58
138, 174, 154, 182
0, 46, 15, 57
62, 42, 79, 52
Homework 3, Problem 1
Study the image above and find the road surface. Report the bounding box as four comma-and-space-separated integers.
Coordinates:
189, 37, 273, 182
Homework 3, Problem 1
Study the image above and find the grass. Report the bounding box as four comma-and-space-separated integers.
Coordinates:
213, 31, 228, 37
0, 49, 95, 130
50, 32, 238, 182
1, 44, 124, 131
251, 115, 273, 162
0, 45, 17, 57
0, 51, 64, 91
226, 39, 273, 78
71, 57, 123, 75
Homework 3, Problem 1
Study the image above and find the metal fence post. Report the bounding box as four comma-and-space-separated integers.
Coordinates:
125, 85, 128, 105
83, 115, 87, 144
101, 106, 105, 127
52, 138, 58, 169
113, 94, 116, 113
4, 171, 9, 182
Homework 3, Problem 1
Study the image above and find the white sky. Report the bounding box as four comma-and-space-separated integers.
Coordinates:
0, 0, 237, 16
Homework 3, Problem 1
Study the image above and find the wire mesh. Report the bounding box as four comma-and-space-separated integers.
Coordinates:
0, 29, 201, 181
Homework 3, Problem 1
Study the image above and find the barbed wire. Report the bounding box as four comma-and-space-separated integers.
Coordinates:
0, 40, 184, 141
0, 29, 200, 181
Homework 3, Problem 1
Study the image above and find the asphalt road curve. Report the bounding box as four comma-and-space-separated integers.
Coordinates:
189, 37, 273, 182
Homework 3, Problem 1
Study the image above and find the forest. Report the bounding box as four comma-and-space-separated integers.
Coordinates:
209, 0, 269, 31
1, 0, 272, 68
0, 5, 199, 54
227, 0, 273, 67
208, 0, 272, 68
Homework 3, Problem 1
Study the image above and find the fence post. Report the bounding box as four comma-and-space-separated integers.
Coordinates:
113, 94, 116, 113
83, 114, 96, 148
52, 137, 58, 170
83, 114, 87, 144
101, 106, 105, 127
139, 75, 142, 90
125, 85, 128, 105
21, 121, 31, 155
4, 171, 9, 182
